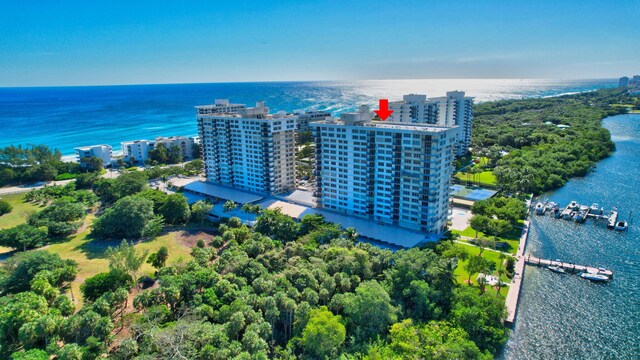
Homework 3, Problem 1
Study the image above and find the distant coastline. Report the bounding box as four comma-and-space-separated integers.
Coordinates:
1, 79, 618, 156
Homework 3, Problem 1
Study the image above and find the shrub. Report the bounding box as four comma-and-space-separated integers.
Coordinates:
0, 199, 12, 216
81, 271, 132, 301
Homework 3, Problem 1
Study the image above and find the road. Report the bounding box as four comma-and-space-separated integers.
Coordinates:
0, 169, 121, 196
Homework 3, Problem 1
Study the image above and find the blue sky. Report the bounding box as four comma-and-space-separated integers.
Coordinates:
0, 0, 638, 86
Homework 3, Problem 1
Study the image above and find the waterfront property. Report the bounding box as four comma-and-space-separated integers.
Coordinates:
154, 136, 195, 160
121, 139, 155, 163
311, 105, 457, 235
196, 99, 297, 194
74, 144, 112, 168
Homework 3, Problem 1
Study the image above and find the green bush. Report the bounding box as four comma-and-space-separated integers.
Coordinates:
81, 271, 132, 301
0, 200, 12, 216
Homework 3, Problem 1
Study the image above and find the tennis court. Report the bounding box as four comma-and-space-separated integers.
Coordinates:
450, 185, 496, 201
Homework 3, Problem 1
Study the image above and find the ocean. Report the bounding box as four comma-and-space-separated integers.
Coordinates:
502, 114, 640, 359
0, 78, 617, 156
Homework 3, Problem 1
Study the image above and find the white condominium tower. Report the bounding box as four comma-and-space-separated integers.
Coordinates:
388, 91, 474, 156
196, 100, 297, 194
311, 106, 457, 234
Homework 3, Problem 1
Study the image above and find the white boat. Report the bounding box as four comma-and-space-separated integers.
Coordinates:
614, 220, 628, 231
607, 209, 618, 229
589, 203, 603, 215
534, 202, 545, 215
575, 207, 588, 223
568, 201, 579, 210
580, 272, 610, 282
548, 265, 566, 274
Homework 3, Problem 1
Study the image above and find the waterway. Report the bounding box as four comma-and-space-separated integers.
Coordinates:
503, 114, 640, 359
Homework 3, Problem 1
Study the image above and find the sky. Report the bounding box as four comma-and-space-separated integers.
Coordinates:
0, 0, 639, 86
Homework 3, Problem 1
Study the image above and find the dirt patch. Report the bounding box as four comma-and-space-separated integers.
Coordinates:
174, 229, 216, 248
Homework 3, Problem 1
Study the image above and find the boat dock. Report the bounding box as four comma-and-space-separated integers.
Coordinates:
524, 254, 613, 277
532, 199, 629, 231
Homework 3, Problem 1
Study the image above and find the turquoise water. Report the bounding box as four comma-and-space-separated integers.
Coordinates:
503, 114, 640, 359
0, 79, 616, 155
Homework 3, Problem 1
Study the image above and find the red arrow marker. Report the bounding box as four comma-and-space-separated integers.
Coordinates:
374, 99, 394, 121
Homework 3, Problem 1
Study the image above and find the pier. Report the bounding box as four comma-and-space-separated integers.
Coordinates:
524, 254, 613, 277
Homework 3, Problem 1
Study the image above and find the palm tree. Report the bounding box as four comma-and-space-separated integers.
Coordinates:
496, 269, 505, 295
223, 200, 237, 212
344, 227, 359, 243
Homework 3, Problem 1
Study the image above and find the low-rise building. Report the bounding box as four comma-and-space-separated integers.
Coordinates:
74, 144, 112, 168
155, 136, 195, 161
121, 139, 155, 163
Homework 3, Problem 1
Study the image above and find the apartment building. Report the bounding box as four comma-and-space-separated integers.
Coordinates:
388, 91, 474, 156
74, 144, 112, 168
121, 139, 155, 163
196, 100, 297, 194
155, 136, 194, 160
311, 106, 457, 234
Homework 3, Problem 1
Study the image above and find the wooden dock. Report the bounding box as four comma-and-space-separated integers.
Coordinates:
524, 254, 613, 277
504, 196, 532, 326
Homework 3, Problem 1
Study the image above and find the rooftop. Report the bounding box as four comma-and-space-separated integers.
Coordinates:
74, 144, 111, 151
312, 119, 456, 133
183, 181, 265, 204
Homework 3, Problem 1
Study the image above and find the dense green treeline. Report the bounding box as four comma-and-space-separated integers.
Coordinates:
472, 88, 635, 194
1, 208, 507, 359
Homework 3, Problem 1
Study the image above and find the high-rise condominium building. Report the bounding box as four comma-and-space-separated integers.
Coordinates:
311, 106, 457, 234
388, 91, 474, 156
619, 76, 630, 88
196, 100, 297, 194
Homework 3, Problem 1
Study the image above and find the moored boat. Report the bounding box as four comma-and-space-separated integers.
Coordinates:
614, 220, 628, 231
548, 265, 566, 274
575, 207, 589, 223
568, 201, 579, 210
534, 202, 545, 215
589, 203, 603, 215
580, 272, 610, 282
607, 209, 618, 229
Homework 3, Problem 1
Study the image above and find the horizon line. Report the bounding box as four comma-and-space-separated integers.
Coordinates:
0, 77, 619, 89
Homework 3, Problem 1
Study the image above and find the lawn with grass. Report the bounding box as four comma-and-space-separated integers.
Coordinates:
452, 224, 522, 255
454, 242, 511, 297
37, 216, 194, 308
455, 170, 497, 186
0, 192, 44, 229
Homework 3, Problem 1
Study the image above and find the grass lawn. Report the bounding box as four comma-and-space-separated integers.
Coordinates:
38, 216, 194, 308
454, 242, 511, 297
452, 224, 522, 255
455, 170, 497, 186
0, 192, 44, 229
